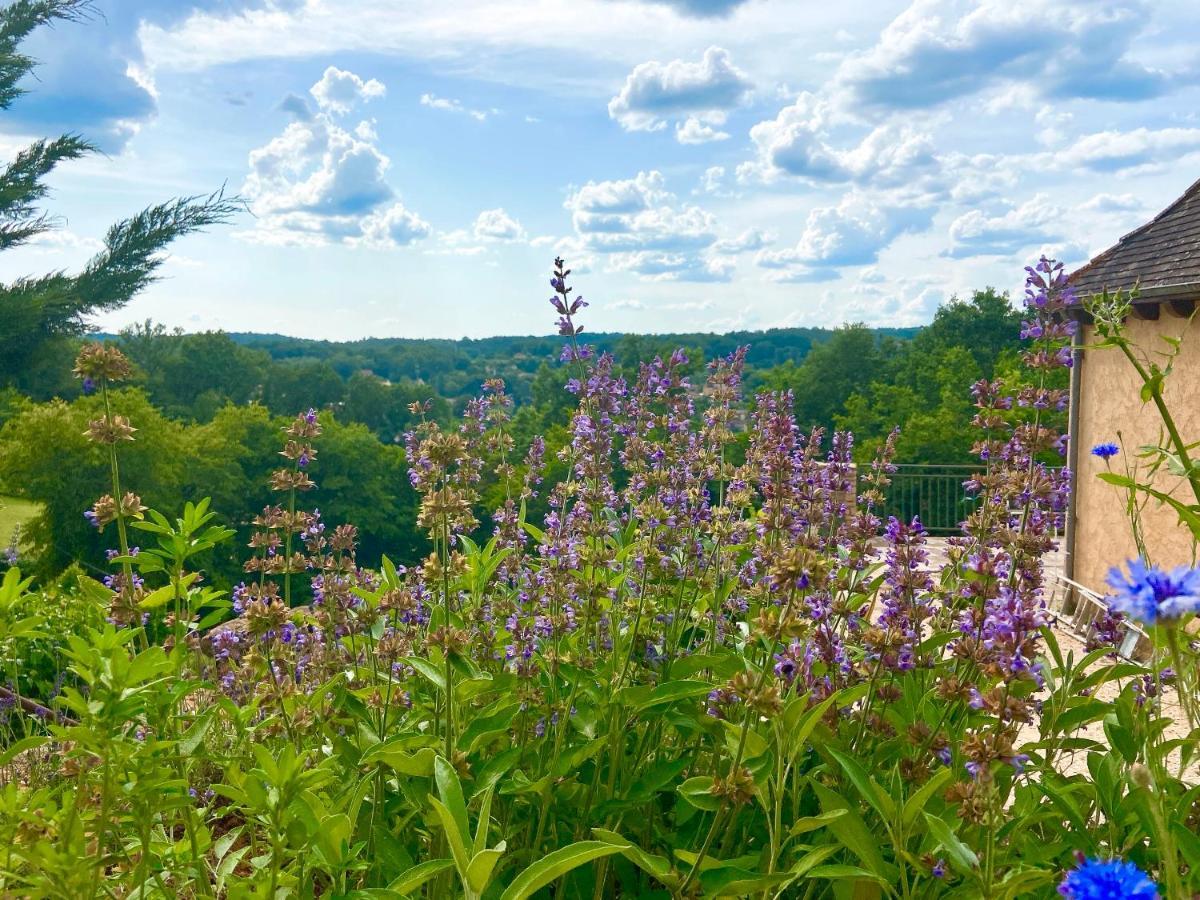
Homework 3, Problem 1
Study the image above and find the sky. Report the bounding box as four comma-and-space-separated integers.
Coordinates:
2, 0, 1199, 340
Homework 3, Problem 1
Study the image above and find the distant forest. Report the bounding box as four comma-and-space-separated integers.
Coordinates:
0, 287, 1030, 578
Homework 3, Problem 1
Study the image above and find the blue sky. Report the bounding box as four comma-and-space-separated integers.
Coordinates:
2, 0, 1199, 339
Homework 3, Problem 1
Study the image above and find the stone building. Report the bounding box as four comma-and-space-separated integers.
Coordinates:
1066, 178, 1200, 595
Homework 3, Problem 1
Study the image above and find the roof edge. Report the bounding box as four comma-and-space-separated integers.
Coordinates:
1068, 175, 1200, 296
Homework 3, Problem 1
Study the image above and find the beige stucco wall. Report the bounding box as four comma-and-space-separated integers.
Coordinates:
1072, 314, 1200, 592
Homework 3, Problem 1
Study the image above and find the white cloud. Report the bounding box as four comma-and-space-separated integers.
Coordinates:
358, 203, 434, 248
239, 69, 430, 248
834, 0, 1170, 111
743, 92, 936, 185
562, 170, 755, 282
944, 194, 1062, 258
1055, 127, 1200, 175
420, 93, 490, 121
614, 250, 734, 282
26, 229, 105, 255
1079, 193, 1142, 214
675, 117, 730, 143
761, 266, 840, 284
567, 170, 671, 216
761, 190, 935, 272
608, 47, 752, 142
473, 207, 526, 241
311, 66, 385, 114
695, 165, 729, 195
712, 228, 772, 254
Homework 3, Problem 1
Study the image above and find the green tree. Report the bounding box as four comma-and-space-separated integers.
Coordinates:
263, 359, 345, 414
758, 324, 884, 437
0, 389, 190, 574
0, 0, 239, 389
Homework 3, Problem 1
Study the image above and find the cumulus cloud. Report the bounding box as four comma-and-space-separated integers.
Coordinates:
742, 92, 936, 185
1079, 193, 1142, 214
419, 93, 491, 121
943, 194, 1062, 258
608, 47, 752, 142
1054, 127, 1200, 174
611, 251, 734, 282
834, 0, 1171, 112
712, 228, 772, 254
562, 170, 754, 282
761, 266, 840, 284
473, 208, 525, 241
311, 66, 385, 114
759, 191, 935, 275
675, 117, 730, 144
240, 68, 430, 248
697, 166, 726, 194
0, 1, 209, 149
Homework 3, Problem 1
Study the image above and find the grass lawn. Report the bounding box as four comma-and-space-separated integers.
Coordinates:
0, 494, 39, 549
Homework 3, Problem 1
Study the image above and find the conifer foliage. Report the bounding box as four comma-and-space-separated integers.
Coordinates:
0, 0, 238, 384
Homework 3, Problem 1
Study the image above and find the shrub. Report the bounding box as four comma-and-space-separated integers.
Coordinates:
0, 257, 1195, 899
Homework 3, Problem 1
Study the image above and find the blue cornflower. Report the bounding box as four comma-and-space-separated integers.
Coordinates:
81, 377, 97, 396
1091, 443, 1120, 460
1106, 559, 1200, 624
1058, 857, 1158, 899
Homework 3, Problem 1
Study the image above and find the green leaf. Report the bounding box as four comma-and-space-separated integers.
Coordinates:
827, 746, 895, 821
499, 840, 628, 900
458, 701, 520, 753
592, 828, 677, 888
388, 858, 454, 893
434, 756, 471, 850
466, 843, 507, 894
1097, 472, 1200, 539
922, 811, 979, 873
627, 756, 690, 801
520, 519, 546, 544
178, 708, 215, 756
789, 844, 841, 879
787, 808, 847, 838
901, 766, 952, 828
811, 781, 889, 877
783, 690, 843, 763
616, 679, 714, 712
699, 867, 793, 896
807, 864, 888, 883
474, 783, 496, 856
678, 775, 722, 811
138, 578, 188, 610
362, 745, 437, 777
430, 796, 472, 881
402, 655, 447, 693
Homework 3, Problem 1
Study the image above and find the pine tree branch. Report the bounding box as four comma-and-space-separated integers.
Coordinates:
0, 134, 94, 250
74, 188, 244, 316
0, 0, 95, 109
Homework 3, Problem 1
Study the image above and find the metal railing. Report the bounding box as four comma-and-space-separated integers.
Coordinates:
882, 464, 979, 535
